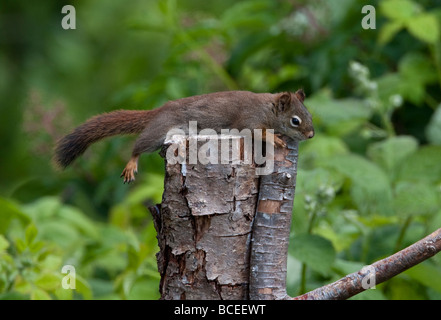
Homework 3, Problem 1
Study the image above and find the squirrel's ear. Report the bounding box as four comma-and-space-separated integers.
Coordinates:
277, 92, 291, 112
295, 89, 305, 102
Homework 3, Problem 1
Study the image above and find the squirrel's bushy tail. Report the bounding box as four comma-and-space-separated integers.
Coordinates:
54, 110, 153, 169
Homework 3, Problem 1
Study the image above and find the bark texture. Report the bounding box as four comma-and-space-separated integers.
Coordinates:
148, 134, 441, 300
151, 135, 260, 299
249, 137, 298, 300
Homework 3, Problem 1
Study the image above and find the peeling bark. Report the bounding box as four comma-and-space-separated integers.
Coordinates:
148, 133, 440, 300
151, 135, 259, 300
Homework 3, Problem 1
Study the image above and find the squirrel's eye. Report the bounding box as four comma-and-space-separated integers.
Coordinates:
290, 116, 302, 127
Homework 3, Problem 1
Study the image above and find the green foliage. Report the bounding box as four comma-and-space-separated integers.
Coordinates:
290, 234, 336, 275
379, 0, 440, 44
426, 105, 441, 144
1, 0, 441, 299
0, 179, 162, 299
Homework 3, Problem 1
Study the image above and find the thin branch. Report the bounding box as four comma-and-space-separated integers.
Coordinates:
293, 227, 441, 300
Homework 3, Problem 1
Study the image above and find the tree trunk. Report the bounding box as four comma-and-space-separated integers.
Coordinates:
148, 134, 441, 300
249, 137, 298, 300
150, 135, 441, 300
150, 133, 298, 300
150, 134, 261, 299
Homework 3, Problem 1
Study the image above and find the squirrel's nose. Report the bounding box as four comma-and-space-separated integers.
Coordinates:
306, 130, 315, 139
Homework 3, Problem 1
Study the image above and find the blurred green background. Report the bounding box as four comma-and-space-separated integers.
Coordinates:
1, 0, 441, 300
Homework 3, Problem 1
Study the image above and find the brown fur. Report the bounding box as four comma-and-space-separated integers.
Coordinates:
54, 90, 314, 182
53, 109, 159, 168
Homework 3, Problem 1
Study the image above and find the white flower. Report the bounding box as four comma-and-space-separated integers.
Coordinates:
389, 94, 403, 107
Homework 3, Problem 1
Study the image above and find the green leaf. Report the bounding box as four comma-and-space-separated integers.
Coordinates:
40, 254, 63, 271
367, 136, 418, 182
327, 154, 393, 215
58, 205, 99, 239
407, 13, 440, 44
426, 104, 441, 145
74, 275, 93, 300
397, 52, 438, 104
227, 33, 274, 78
221, 0, 274, 30
300, 135, 349, 169
54, 286, 74, 300
0, 197, 30, 234
127, 173, 164, 205
380, 0, 421, 22
35, 273, 61, 291
387, 277, 426, 299
127, 276, 161, 299
399, 53, 438, 85
30, 288, 51, 300
0, 235, 9, 252
379, 21, 404, 44
405, 262, 441, 293
0, 292, 29, 300
38, 221, 80, 248
296, 167, 344, 196
399, 80, 425, 106
376, 73, 403, 105
15, 238, 26, 253
307, 90, 372, 136
21, 196, 61, 220
397, 146, 441, 183
393, 181, 440, 217
332, 259, 366, 275
127, 244, 140, 270
109, 204, 130, 228
349, 289, 388, 300
269, 64, 302, 89
25, 224, 38, 246
289, 234, 335, 274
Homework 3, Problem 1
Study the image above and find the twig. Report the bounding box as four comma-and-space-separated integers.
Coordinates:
293, 228, 441, 300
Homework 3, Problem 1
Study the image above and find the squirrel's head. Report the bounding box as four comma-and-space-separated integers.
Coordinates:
273, 89, 314, 141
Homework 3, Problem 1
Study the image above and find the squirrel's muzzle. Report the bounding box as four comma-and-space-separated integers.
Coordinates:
306, 130, 315, 139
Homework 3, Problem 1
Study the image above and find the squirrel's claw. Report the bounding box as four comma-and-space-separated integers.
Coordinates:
262, 130, 287, 149
273, 133, 287, 149
121, 156, 139, 184
120, 168, 137, 184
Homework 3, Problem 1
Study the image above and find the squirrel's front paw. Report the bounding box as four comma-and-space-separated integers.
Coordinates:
120, 157, 138, 183
273, 134, 287, 148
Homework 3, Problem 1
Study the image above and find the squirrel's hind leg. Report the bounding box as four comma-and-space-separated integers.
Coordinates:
121, 128, 165, 183
120, 155, 139, 184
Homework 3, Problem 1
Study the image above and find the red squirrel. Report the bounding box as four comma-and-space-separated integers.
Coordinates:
54, 90, 314, 183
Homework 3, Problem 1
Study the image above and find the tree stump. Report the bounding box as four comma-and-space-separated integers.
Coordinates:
149, 134, 296, 300
149, 134, 441, 300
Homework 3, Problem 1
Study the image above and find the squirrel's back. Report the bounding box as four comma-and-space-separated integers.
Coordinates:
54, 90, 312, 172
